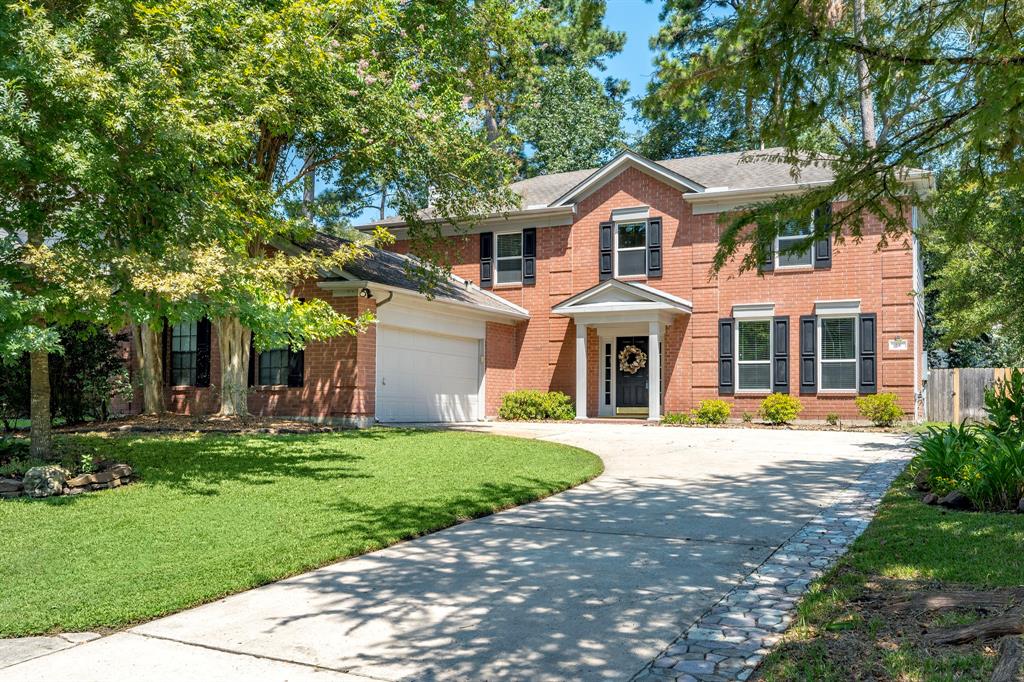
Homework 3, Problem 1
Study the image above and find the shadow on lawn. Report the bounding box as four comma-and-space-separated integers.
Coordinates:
153, 444, 911, 681
53, 429, 427, 498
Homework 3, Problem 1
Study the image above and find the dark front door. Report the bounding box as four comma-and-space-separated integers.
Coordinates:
615, 336, 649, 410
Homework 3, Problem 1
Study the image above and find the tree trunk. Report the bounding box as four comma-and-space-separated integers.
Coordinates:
29, 349, 52, 459
133, 323, 166, 415
302, 156, 315, 219
483, 107, 500, 143
852, 0, 877, 147
215, 317, 250, 417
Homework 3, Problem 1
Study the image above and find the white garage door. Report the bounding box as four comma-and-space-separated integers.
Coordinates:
376, 326, 482, 422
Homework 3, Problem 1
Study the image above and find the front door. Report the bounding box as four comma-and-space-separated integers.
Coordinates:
615, 336, 649, 414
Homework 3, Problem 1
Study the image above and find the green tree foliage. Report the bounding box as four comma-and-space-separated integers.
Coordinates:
648, 0, 1024, 273
518, 66, 625, 175
0, 324, 130, 429
924, 180, 1024, 365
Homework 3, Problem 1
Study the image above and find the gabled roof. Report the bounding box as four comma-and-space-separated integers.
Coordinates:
298, 232, 529, 320
553, 279, 693, 316
548, 149, 705, 206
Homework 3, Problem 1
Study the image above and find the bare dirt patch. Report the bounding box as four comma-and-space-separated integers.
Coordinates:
757, 575, 1024, 680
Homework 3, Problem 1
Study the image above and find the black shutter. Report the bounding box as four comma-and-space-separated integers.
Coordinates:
773, 316, 790, 394
718, 318, 735, 395
799, 315, 817, 394
522, 228, 536, 285
195, 318, 212, 387
646, 217, 662, 277
161, 319, 171, 385
758, 233, 774, 273
287, 347, 304, 387
859, 313, 877, 394
814, 204, 832, 269
247, 333, 256, 387
599, 221, 613, 280
479, 232, 493, 288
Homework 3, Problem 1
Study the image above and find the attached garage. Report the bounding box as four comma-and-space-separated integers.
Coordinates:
375, 325, 482, 422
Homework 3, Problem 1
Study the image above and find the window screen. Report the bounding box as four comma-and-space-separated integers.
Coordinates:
777, 219, 813, 267
820, 317, 857, 389
737, 320, 771, 390
495, 233, 523, 284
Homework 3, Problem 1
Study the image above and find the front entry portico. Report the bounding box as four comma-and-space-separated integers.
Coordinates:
553, 279, 693, 421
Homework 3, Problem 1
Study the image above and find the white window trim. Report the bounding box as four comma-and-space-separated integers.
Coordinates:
735, 318, 773, 393
614, 220, 647, 277
494, 230, 523, 286
817, 314, 859, 393
775, 219, 814, 269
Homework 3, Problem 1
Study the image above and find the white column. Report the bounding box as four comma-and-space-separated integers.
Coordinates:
575, 323, 588, 419
648, 321, 661, 421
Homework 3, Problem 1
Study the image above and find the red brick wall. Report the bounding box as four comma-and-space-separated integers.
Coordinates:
397, 165, 919, 420
125, 281, 378, 423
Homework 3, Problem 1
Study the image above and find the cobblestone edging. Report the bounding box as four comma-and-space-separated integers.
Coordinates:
634, 452, 911, 682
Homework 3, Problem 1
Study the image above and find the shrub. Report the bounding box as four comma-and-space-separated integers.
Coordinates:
759, 393, 803, 425
825, 412, 841, 427
985, 368, 1024, 439
498, 390, 575, 421
741, 411, 753, 424
911, 370, 1024, 511
855, 393, 904, 427
662, 411, 692, 425
691, 399, 731, 425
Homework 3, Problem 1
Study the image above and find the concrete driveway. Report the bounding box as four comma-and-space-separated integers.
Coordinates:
2, 423, 909, 681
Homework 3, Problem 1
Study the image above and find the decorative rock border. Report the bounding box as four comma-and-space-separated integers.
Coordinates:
0, 463, 134, 499
634, 452, 911, 682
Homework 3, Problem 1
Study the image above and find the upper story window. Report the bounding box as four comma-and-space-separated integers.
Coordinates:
776, 219, 813, 268
495, 232, 523, 285
258, 347, 290, 386
736, 319, 771, 391
615, 221, 646, 276
819, 316, 858, 390
170, 321, 198, 386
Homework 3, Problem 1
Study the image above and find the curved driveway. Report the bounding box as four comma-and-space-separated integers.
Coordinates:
3, 423, 908, 681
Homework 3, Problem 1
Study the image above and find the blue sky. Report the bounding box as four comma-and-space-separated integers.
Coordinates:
601, 0, 664, 136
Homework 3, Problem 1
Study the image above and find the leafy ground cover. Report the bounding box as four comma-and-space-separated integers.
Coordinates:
756, 472, 1024, 681
0, 428, 601, 636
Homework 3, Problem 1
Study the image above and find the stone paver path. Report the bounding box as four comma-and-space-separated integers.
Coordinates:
635, 455, 909, 681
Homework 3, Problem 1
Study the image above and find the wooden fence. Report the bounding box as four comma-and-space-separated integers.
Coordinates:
926, 367, 1021, 423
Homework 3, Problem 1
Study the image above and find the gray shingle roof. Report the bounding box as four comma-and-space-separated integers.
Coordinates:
508, 147, 835, 207
300, 232, 527, 318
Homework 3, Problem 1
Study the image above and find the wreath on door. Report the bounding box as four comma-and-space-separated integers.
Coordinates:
618, 345, 647, 374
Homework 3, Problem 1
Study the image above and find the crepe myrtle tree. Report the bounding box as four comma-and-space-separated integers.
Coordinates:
649, 0, 1024, 273
182, 0, 520, 413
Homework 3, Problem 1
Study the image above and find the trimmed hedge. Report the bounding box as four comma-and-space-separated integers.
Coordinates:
498, 390, 575, 421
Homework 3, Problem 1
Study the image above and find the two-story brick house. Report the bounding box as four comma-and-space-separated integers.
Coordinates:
146, 148, 929, 425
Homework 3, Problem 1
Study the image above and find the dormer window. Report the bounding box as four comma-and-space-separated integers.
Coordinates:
615, 221, 646, 277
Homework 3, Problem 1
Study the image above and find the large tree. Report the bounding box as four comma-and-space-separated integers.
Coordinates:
648, 0, 1024, 272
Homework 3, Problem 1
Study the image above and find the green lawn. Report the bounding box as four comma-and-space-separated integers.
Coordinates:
0, 429, 602, 636
758, 472, 1024, 681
